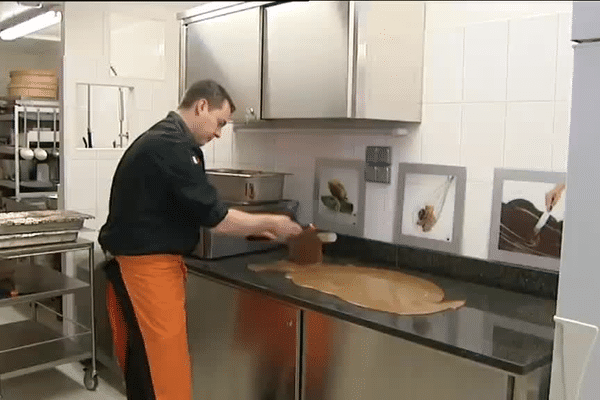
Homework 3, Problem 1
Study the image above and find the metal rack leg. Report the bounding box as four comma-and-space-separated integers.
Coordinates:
31, 302, 38, 322
84, 244, 98, 391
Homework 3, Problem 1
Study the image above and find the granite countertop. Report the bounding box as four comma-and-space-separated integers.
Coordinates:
184, 249, 556, 376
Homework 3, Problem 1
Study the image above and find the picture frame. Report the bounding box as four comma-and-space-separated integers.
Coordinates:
393, 163, 467, 254
313, 158, 366, 237
488, 168, 567, 272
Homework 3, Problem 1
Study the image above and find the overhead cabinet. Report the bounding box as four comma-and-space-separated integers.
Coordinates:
183, 6, 263, 123
179, 1, 425, 123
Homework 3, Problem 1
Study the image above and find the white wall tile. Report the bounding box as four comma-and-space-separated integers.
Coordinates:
282, 167, 314, 225
96, 158, 119, 214
96, 207, 109, 231
364, 184, 395, 242
133, 81, 154, 111
70, 149, 97, 161
461, 103, 506, 182
504, 102, 554, 170
461, 182, 494, 259
66, 159, 97, 211
214, 124, 233, 165
96, 149, 125, 160
63, 56, 99, 109
507, 15, 559, 101
233, 132, 276, 170
201, 141, 216, 169
420, 104, 462, 165
553, 101, 571, 172
152, 81, 177, 117
463, 20, 509, 102
556, 13, 574, 102
423, 29, 465, 103
393, 128, 422, 164
130, 109, 155, 141
64, 4, 105, 58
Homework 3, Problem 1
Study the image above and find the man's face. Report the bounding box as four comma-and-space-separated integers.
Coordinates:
191, 99, 232, 146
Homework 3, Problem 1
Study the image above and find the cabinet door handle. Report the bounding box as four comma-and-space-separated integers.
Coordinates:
245, 183, 255, 200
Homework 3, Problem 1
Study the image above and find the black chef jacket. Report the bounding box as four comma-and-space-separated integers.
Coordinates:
98, 111, 229, 256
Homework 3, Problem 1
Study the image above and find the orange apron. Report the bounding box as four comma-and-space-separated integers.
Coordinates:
106, 254, 192, 400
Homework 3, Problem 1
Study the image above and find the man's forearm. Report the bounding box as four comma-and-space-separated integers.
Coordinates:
211, 208, 271, 237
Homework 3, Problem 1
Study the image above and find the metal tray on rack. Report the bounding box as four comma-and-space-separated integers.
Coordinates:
0, 210, 93, 235
0, 230, 79, 249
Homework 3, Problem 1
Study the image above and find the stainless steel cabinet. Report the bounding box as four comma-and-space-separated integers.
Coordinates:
302, 311, 511, 400
184, 7, 262, 123
262, 1, 425, 122
179, 1, 425, 123
186, 271, 299, 400
262, 1, 350, 119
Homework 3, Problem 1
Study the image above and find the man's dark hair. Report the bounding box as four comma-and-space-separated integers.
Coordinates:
179, 80, 236, 113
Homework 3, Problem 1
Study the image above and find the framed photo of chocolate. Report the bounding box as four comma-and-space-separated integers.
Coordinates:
313, 158, 366, 237
394, 163, 467, 254
488, 169, 567, 272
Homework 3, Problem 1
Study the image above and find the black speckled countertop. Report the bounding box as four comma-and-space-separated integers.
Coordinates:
184, 249, 556, 376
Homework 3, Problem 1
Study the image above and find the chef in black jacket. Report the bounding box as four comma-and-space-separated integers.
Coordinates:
99, 80, 302, 400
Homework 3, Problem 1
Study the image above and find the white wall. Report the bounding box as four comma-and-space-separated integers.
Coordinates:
61, 0, 575, 264
62, 2, 198, 249
206, 1, 574, 262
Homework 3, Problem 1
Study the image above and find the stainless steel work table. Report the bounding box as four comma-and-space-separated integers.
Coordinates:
185, 249, 555, 400
0, 239, 97, 397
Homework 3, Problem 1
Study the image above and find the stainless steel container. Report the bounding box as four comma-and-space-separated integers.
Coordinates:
192, 199, 299, 259
206, 169, 290, 203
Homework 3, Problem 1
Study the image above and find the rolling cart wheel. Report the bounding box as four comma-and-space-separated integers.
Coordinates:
84, 367, 98, 391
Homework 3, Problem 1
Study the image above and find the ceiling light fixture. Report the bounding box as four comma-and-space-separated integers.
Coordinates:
0, 9, 61, 41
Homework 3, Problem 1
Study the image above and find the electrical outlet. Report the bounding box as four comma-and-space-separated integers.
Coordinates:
365, 165, 391, 184
366, 146, 392, 165
365, 146, 392, 184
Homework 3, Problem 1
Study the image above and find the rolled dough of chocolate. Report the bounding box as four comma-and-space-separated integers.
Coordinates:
249, 261, 465, 316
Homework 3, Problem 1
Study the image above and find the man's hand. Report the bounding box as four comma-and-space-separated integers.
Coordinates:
260, 214, 304, 242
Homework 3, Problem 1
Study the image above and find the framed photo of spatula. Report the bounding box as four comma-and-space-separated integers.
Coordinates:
393, 163, 467, 254
489, 169, 567, 272
313, 158, 366, 237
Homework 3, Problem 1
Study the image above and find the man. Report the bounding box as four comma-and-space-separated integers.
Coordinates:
98, 80, 302, 400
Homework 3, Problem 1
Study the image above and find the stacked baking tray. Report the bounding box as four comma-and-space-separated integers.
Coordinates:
0, 210, 92, 249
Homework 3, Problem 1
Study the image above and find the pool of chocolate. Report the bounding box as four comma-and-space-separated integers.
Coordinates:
249, 261, 465, 316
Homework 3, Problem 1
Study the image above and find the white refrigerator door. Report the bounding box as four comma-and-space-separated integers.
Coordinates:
550, 41, 600, 400
572, 1, 600, 42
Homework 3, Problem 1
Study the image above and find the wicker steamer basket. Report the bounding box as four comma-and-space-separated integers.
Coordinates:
7, 70, 58, 99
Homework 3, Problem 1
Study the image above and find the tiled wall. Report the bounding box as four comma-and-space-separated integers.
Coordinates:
62, 2, 200, 251
208, 3, 574, 261
61, 1, 574, 264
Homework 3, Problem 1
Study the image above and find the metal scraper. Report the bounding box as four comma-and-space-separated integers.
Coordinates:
533, 211, 551, 235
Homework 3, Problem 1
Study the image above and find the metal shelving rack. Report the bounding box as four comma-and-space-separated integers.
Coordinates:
0, 98, 60, 201
0, 239, 97, 397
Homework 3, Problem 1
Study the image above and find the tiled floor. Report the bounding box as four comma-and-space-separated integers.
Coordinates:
1, 361, 126, 399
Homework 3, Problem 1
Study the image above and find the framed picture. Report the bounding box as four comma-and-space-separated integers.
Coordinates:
313, 158, 366, 237
488, 169, 567, 271
394, 163, 466, 254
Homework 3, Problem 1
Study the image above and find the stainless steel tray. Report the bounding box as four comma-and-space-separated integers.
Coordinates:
0, 211, 93, 235
206, 169, 291, 203
0, 230, 79, 249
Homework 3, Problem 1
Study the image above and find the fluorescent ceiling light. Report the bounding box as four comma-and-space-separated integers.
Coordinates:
0, 10, 61, 41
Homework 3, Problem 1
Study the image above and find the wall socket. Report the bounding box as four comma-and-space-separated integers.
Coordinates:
365, 146, 392, 184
